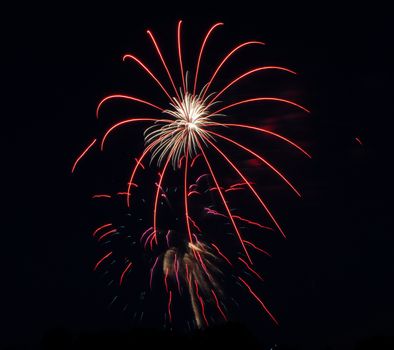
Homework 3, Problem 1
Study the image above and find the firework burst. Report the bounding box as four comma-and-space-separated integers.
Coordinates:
72, 21, 310, 328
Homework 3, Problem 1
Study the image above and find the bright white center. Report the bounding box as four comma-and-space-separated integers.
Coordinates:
144, 91, 219, 168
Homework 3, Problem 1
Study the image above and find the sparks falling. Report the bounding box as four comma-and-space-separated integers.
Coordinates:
72, 20, 310, 329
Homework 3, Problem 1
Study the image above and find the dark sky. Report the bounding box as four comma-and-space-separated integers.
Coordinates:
3, 3, 393, 349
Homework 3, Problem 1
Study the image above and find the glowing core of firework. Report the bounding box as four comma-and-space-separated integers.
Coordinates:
145, 91, 219, 169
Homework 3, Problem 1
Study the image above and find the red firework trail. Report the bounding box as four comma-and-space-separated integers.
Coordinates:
205, 207, 274, 231
150, 256, 159, 290
97, 228, 117, 242
119, 262, 133, 286
209, 66, 297, 104
92, 194, 112, 199
211, 243, 233, 266
200, 41, 266, 100
193, 22, 223, 95
201, 135, 287, 239
164, 267, 169, 293
94, 251, 113, 271
72, 20, 310, 327
238, 276, 279, 326
194, 280, 209, 327
198, 142, 253, 264
147, 29, 181, 100
243, 240, 272, 257
92, 223, 113, 237
238, 257, 264, 281
168, 290, 173, 323
211, 289, 228, 321
71, 139, 96, 173
206, 130, 301, 196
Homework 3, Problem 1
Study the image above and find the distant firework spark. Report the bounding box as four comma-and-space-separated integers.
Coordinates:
72, 21, 310, 329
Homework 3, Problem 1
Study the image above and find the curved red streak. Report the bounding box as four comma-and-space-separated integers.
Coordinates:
140, 227, 154, 243
243, 240, 271, 257
238, 257, 264, 281
197, 141, 253, 264
225, 123, 311, 159
210, 97, 310, 117
144, 231, 156, 250
194, 278, 199, 293
211, 243, 233, 266
178, 155, 185, 169
168, 290, 173, 323
210, 66, 297, 104
208, 187, 223, 192
184, 150, 194, 244
230, 182, 255, 188
177, 20, 186, 93
119, 262, 132, 286
202, 136, 286, 238
117, 191, 131, 196
238, 276, 279, 325
92, 194, 112, 199
155, 182, 163, 192
150, 256, 159, 290
174, 255, 181, 294
153, 150, 174, 241
97, 228, 117, 242
123, 54, 173, 101
188, 190, 201, 197
224, 187, 244, 193
146, 233, 153, 251
96, 94, 163, 119
207, 208, 272, 231
205, 207, 227, 218
188, 216, 202, 233
355, 137, 363, 145
94, 251, 112, 271
92, 223, 112, 237
207, 130, 301, 197
126, 140, 161, 208
100, 118, 168, 151
166, 230, 171, 247
71, 139, 97, 173
135, 158, 145, 170
211, 289, 227, 321
194, 246, 208, 272
142, 235, 151, 251
194, 280, 209, 327
149, 232, 157, 250
196, 174, 209, 183
233, 215, 273, 231
147, 30, 181, 101
199, 297, 209, 327
194, 249, 211, 279
164, 268, 169, 293
201, 41, 265, 100
193, 22, 224, 95
191, 153, 202, 167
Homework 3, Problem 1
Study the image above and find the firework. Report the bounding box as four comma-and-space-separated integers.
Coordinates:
72, 21, 310, 328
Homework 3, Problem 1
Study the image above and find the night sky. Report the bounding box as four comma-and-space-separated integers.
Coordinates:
4, 3, 393, 349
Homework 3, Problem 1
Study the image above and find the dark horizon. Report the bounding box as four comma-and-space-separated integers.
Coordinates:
3, 3, 393, 349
